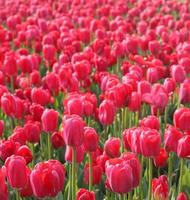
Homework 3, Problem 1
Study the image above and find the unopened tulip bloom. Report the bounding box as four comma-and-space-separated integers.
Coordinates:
41, 109, 58, 133
153, 148, 168, 168
76, 189, 96, 200
62, 114, 85, 147
177, 135, 190, 158
177, 192, 188, 200
104, 137, 120, 158
0, 168, 8, 200
174, 108, 190, 131
140, 115, 160, 130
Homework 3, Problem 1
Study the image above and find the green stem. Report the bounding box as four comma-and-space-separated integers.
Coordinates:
148, 158, 153, 200
72, 147, 76, 200
168, 153, 173, 188
47, 133, 51, 159
88, 152, 93, 191
16, 190, 20, 200
67, 164, 72, 200
178, 158, 184, 193
128, 192, 132, 200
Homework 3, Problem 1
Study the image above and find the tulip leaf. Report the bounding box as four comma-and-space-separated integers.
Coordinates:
181, 166, 190, 196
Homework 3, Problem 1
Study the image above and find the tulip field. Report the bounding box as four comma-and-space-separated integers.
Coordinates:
1, 0, 190, 199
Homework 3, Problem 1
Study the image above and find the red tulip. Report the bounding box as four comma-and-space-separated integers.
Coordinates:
105, 158, 133, 193
171, 65, 186, 84
179, 82, 190, 104
9, 127, 27, 145
140, 129, 161, 157
140, 115, 160, 130
164, 125, 183, 153
153, 148, 168, 168
24, 121, 41, 143
128, 92, 141, 112
65, 96, 83, 116
174, 107, 190, 131
43, 44, 56, 62
30, 160, 65, 198
76, 189, 96, 200
0, 140, 17, 161
45, 72, 60, 95
41, 109, 58, 133
163, 78, 176, 94
0, 168, 8, 200
16, 145, 33, 164
152, 175, 169, 200
31, 88, 51, 106
62, 114, 85, 147
177, 135, 190, 158
84, 164, 103, 185
3, 54, 17, 76
104, 137, 120, 158
121, 152, 141, 188
83, 127, 99, 152
51, 132, 65, 149
30, 103, 44, 122
177, 192, 188, 200
148, 40, 161, 55
99, 100, 116, 125
5, 155, 28, 189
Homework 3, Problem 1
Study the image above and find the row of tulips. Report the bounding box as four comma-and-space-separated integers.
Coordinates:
0, 0, 190, 199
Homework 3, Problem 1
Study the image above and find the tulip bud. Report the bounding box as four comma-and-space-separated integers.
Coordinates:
148, 40, 161, 55
140, 129, 161, 157
177, 135, 190, 158
174, 108, 190, 131
84, 127, 99, 152
164, 125, 182, 153
5, 155, 28, 189
104, 137, 120, 158
140, 115, 160, 130
153, 148, 168, 168
177, 192, 188, 200
62, 114, 85, 147
51, 132, 65, 149
41, 109, 58, 133
76, 189, 96, 200
16, 145, 33, 164
171, 65, 186, 84
99, 100, 116, 125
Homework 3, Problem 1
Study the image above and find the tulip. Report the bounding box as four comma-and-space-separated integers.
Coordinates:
177, 192, 188, 200
62, 114, 85, 147
31, 88, 51, 106
128, 92, 141, 112
152, 175, 169, 200
148, 40, 161, 55
30, 160, 65, 198
83, 164, 103, 186
104, 137, 120, 158
140, 115, 160, 130
5, 155, 28, 189
84, 127, 99, 152
105, 158, 133, 193
99, 100, 116, 125
51, 132, 65, 149
65, 97, 84, 116
41, 109, 58, 133
24, 121, 41, 143
171, 65, 186, 84
76, 189, 96, 200
0, 140, 17, 161
177, 135, 190, 158
16, 145, 33, 164
153, 148, 168, 168
0, 168, 8, 200
140, 129, 161, 157
173, 107, 190, 131
179, 82, 190, 104
164, 125, 183, 153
